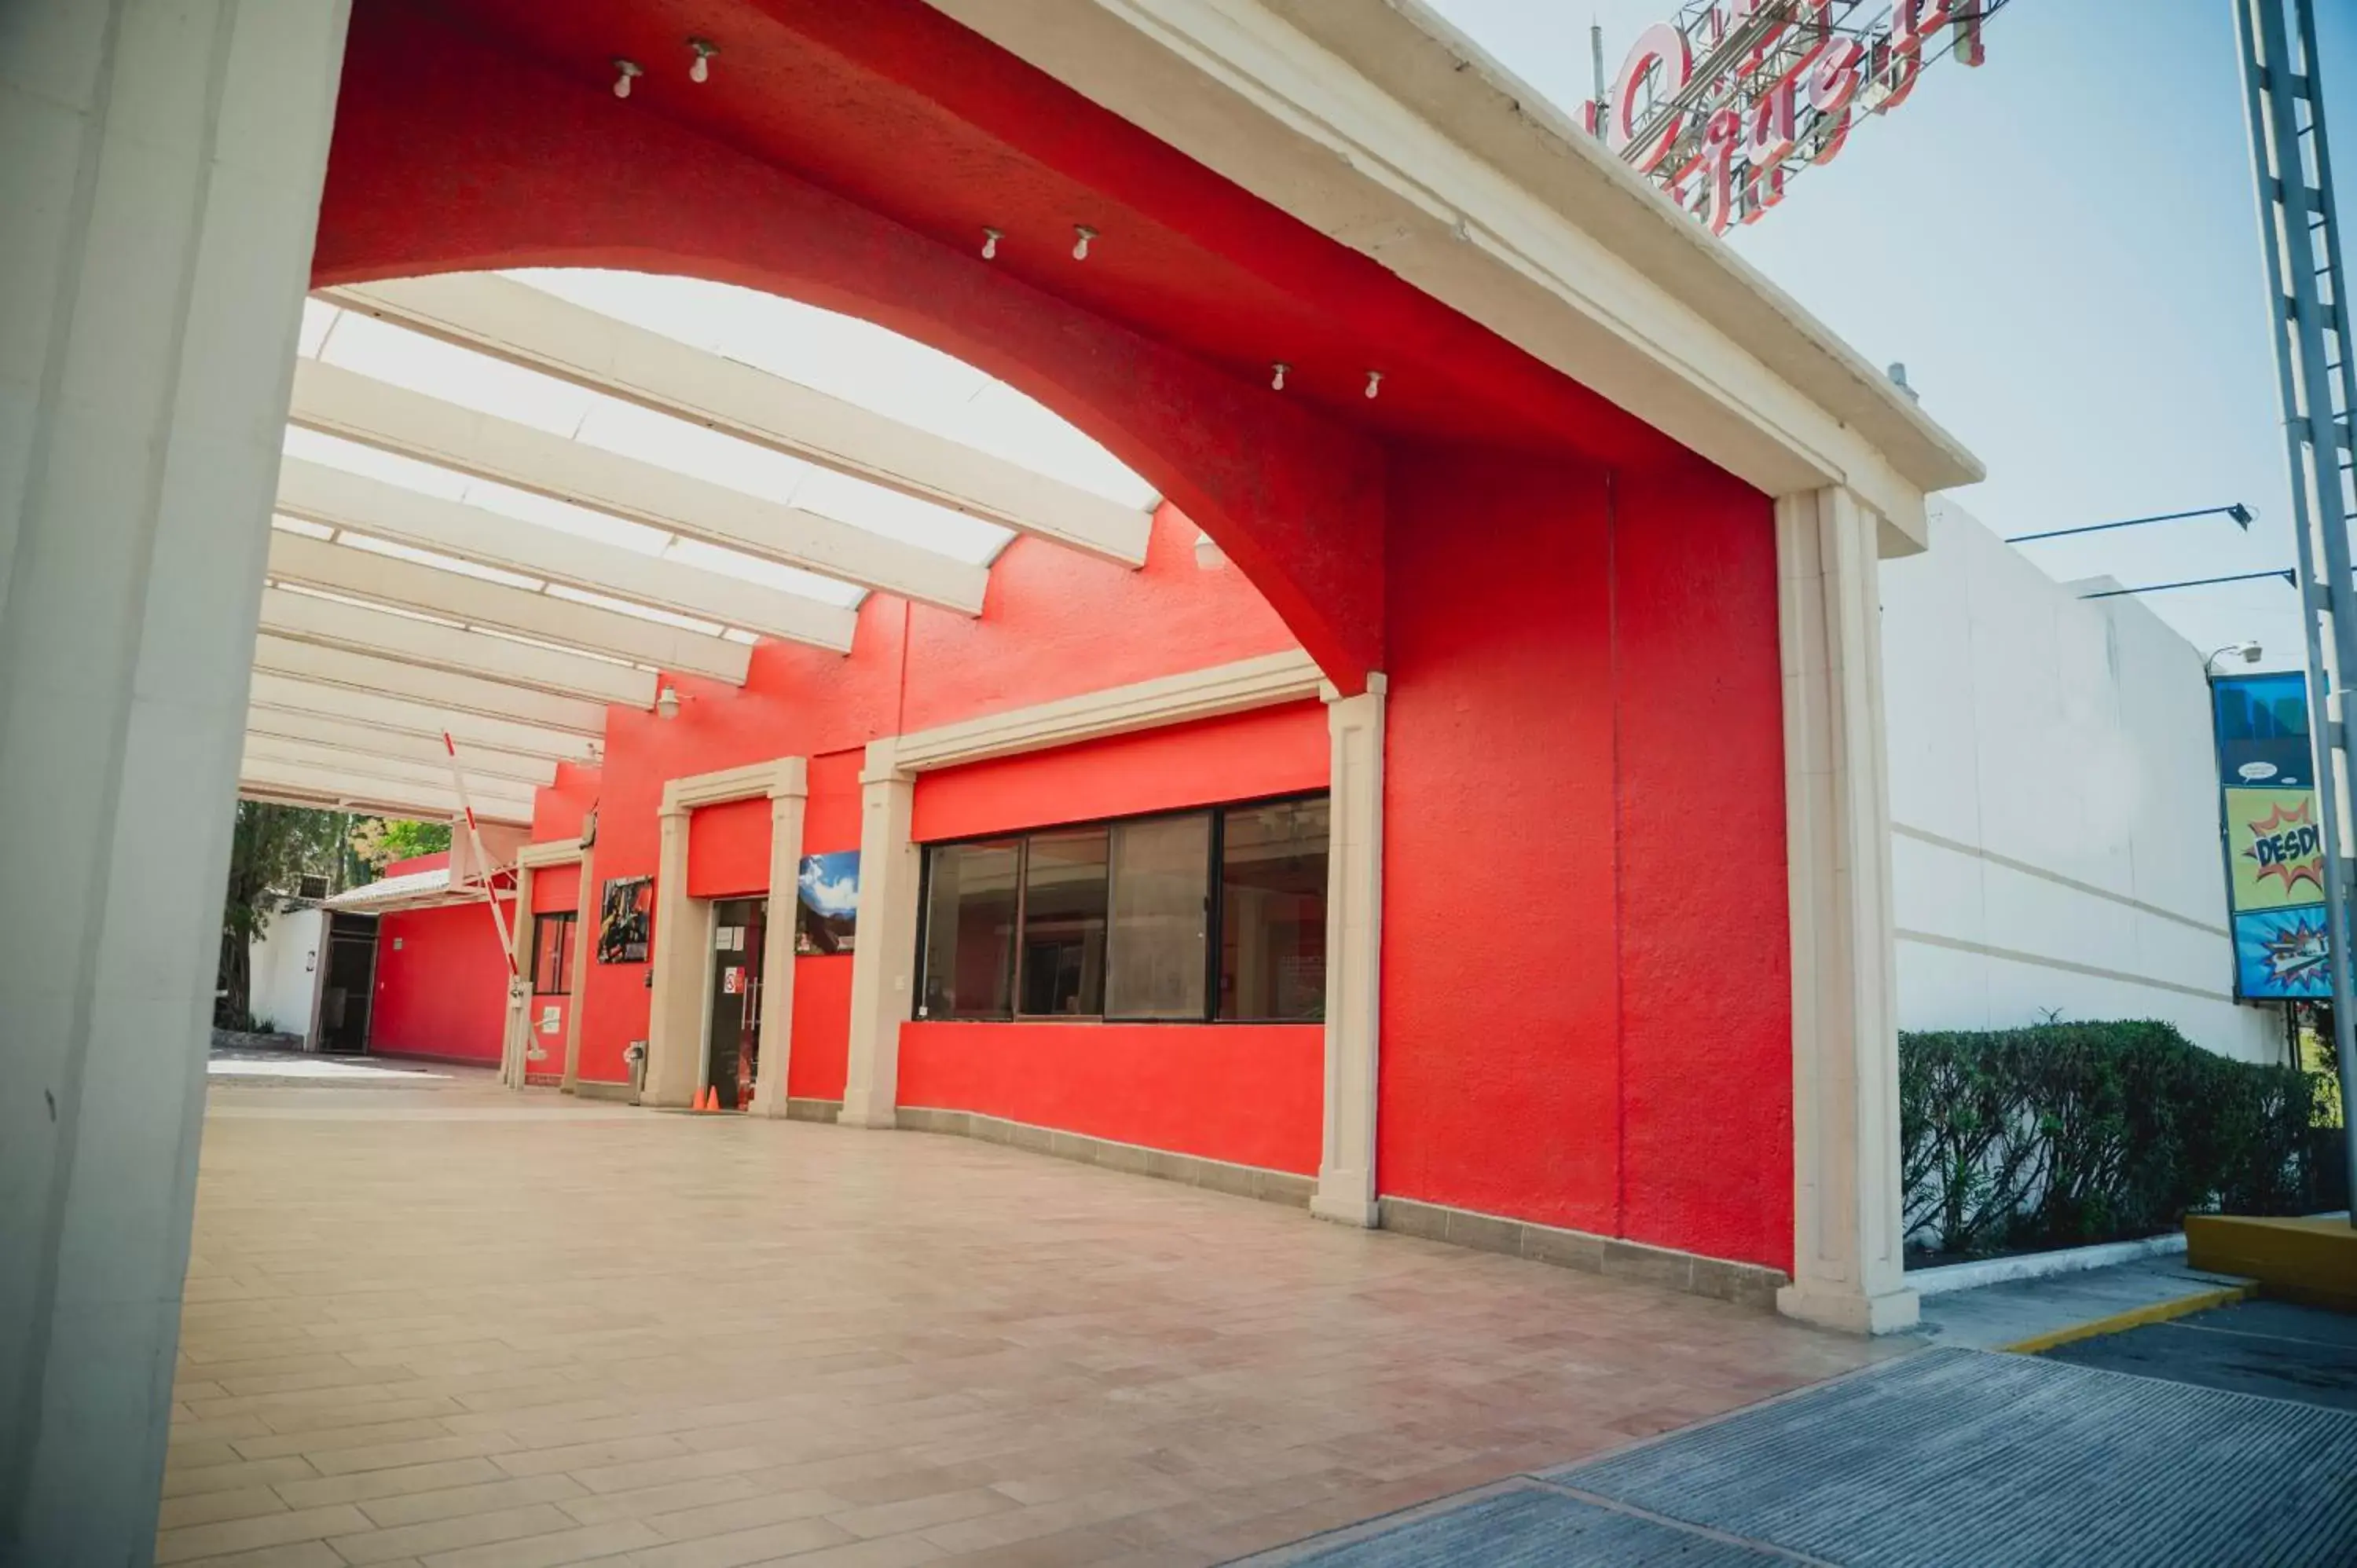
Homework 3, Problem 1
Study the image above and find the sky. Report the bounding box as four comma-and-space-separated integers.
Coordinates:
1425, 0, 2357, 673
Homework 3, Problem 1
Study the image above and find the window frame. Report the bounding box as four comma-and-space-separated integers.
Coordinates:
912, 789, 1329, 1027
531, 910, 577, 998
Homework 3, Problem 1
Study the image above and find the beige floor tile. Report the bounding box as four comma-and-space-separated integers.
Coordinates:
329, 1501, 582, 1565
158, 1487, 292, 1532
170, 1071, 1886, 1568
361, 1475, 591, 1530
156, 1503, 372, 1565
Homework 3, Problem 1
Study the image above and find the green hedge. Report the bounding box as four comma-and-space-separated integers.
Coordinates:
1900, 1020, 2345, 1259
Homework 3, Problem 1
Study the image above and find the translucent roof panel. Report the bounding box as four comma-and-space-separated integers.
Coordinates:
508, 269, 1160, 512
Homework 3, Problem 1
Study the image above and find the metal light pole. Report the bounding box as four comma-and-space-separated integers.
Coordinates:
2234, 0, 2357, 1215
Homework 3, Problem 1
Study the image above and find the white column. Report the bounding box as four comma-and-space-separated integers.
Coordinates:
0, 1, 353, 1554
753, 761, 808, 1117
642, 805, 702, 1108
1311, 676, 1386, 1226
501, 863, 535, 1089
1774, 487, 1918, 1334
840, 742, 918, 1129
561, 841, 594, 1094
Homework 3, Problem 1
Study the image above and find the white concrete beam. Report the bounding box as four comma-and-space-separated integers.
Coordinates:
251, 636, 610, 736
288, 359, 990, 612
238, 757, 536, 826
277, 457, 856, 651
324, 275, 1156, 568
247, 673, 599, 764
244, 712, 558, 786
258, 585, 657, 708
266, 531, 752, 683
244, 735, 546, 800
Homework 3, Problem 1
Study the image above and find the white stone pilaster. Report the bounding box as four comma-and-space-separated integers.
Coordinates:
561, 841, 594, 1094
840, 742, 918, 1129
0, 1, 354, 1552
642, 807, 702, 1108
753, 764, 808, 1117
1774, 486, 1918, 1334
501, 863, 536, 1089
1311, 676, 1385, 1226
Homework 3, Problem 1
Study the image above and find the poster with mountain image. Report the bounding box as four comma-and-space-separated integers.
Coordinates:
796, 851, 860, 956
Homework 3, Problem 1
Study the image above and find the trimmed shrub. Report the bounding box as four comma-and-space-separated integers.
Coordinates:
1900, 1020, 2344, 1258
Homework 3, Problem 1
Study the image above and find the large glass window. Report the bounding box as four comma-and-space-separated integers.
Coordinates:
531, 911, 576, 997
1219, 797, 1329, 1020
1105, 813, 1212, 1020
1018, 828, 1109, 1015
916, 795, 1328, 1024
919, 840, 1020, 1020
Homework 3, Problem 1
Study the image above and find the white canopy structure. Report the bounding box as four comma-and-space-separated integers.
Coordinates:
243, 269, 1160, 826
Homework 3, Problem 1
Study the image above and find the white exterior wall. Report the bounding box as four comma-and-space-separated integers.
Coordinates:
1881, 502, 2284, 1065
248, 906, 324, 1042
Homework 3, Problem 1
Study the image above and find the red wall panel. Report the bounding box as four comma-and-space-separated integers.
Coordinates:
786, 958, 854, 1102
531, 863, 579, 914
897, 1022, 1321, 1174
1612, 466, 1792, 1266
1376, 447, 1791, 1273
687, 798, 771, 899
1379, 451, 1625, 1239
372, 901, 512, 1064
912, 703, 1326, 843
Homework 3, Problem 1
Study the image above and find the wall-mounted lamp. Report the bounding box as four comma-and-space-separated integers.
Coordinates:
1193, 530, 1227, 571
612, 59, 643, 99
655, 686, 682, 720
1270, 362, 1288, 392
981, 226, 1003, 260
687, 38, 718, 82
1364, 369, 1384, 400
2205, 639, 2265, 673
1072, 225, 1097, 261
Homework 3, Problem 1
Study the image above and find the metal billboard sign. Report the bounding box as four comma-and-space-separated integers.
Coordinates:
2213, 672, 2332, 999
1593, 1, 2000, 233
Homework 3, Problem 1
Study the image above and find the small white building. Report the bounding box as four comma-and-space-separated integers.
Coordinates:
1882, 501, 2284, 1064
244, 902, 324, 1041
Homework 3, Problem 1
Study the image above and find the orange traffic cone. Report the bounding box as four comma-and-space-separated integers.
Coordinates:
694, 1086, 711, 1112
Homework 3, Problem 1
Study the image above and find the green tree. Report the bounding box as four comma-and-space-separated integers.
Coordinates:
348, 816, 453, 872
215, 802, 346, 1029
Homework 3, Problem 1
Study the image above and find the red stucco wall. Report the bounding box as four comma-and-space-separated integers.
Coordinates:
371, 901, 512, 1064
899, 1023, 1321, 1174
1376, 449, 1792, 1270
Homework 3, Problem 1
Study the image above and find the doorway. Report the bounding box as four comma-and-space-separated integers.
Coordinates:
317, 912, 379, 1054
705, 898, 768, 1110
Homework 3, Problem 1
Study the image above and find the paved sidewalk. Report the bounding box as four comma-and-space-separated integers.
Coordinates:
1914, 1255, 2252, 1351
164, 1076, 1887, 1566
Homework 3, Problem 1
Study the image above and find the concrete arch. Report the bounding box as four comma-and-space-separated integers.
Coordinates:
311, 0, 1387, 691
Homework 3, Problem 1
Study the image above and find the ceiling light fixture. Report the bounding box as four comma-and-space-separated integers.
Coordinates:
1072, 225, 1097, 261
1364, 369, 1384, 400
687, 38, 718, 82
1270, 362, 1288, 392
981, 226, 1003, 261
611, 58, 643, 98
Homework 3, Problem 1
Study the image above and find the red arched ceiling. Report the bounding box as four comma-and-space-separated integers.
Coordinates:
313, 0, 1692, 690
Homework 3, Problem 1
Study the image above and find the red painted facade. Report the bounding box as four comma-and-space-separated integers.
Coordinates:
321, 0, 1798, 1274
371, 900, 513, 1064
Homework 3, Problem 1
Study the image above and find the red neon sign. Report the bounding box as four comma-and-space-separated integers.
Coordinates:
1596, 0, 1993, 234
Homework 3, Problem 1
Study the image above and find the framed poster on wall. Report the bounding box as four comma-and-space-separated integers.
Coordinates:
596, 875, 653, 964
796, 851, 860, 956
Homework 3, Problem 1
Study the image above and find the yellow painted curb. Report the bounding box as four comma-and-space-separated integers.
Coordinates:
2001, 1284, 2253, 1355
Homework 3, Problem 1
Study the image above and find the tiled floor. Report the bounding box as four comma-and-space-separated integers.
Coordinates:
165, 1067, 1893, 1567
